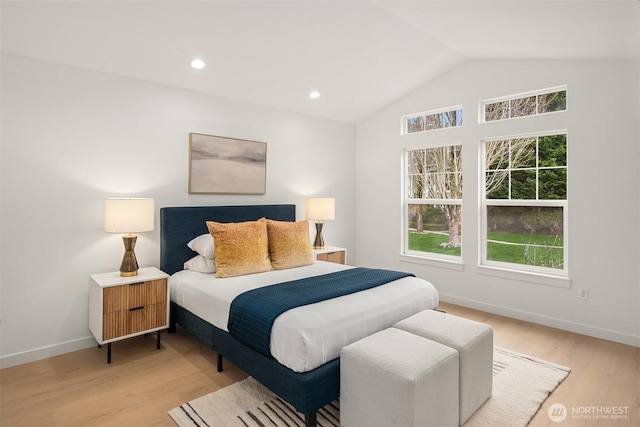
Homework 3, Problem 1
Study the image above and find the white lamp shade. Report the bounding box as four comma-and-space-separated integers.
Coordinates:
104, 198, 155, 233
305, 197, 335, 221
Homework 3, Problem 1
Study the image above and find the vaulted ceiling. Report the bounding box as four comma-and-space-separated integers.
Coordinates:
2, 1, 638, 123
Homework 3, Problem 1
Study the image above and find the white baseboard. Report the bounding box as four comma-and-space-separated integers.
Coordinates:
0, 336, 96, 369
2, 297, 638, 369
439, 293, 640, 348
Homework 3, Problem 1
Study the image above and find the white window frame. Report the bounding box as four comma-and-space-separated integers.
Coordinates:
401, 142, 463, 267
479, 85, 567, 123
479, 131, 569, 286
401, 105, 463, 135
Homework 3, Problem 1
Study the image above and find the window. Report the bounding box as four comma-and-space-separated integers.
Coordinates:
404, 144, 462, 261
481, 87, 566, 123
403, 106, 463, 134
481, 132, 567, 276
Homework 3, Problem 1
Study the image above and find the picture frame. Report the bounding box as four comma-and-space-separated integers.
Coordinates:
189, 133, 267, 194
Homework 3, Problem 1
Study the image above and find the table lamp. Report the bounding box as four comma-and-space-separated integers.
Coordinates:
305, 197, 335, 249
104, 198, 155, 277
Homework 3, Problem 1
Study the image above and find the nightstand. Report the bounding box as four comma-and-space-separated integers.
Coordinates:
314, 245, 347, 265
89, 266, 170, 363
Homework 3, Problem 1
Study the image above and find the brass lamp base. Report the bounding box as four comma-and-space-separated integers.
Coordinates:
313, 222, 325, 250
119, 234, 139, 277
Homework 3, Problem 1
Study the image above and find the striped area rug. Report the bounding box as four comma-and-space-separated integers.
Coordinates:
168, 346, 570, 427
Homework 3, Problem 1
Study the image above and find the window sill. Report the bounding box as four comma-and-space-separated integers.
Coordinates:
399, 254, 464, 271
476, 265, 571, 288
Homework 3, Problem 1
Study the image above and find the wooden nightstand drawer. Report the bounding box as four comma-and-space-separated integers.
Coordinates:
316, 251, 346, 264
314, 246, 347, 265
103, 302, 168, 340
103, 279, 167, 314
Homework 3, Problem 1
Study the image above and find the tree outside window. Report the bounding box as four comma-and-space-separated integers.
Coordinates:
482, 133, 567, 273
406, 144, 462, 259
405, 107, 463, 134
483, 89, 566, 122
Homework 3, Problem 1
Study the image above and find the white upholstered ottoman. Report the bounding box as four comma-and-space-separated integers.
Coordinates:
393, 310, 493, 425
340, 327, 459, 427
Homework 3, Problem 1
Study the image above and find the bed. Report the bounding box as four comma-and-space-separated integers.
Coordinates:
160, 204, 439, 427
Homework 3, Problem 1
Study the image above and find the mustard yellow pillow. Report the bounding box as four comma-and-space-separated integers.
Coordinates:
206, 218, 272, 278
267, 219, 314, 270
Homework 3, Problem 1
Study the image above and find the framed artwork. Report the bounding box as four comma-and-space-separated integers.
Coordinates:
189, 133, 267, 194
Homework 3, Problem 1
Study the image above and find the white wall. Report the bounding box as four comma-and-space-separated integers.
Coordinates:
0, 54, 356, 367
355, 59, 640, 347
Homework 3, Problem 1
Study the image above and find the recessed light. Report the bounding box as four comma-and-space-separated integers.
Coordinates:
309, 91, 320, 99
190, 58, 206, 69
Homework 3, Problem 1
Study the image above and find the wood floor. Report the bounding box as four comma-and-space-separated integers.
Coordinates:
1, 302, 638, 426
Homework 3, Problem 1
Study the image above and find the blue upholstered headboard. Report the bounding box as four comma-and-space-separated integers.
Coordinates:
160, 204, 296, 275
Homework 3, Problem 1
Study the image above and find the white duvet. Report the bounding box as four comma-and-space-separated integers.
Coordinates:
169, 261, 439, 373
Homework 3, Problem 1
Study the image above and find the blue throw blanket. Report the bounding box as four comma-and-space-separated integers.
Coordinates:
227, 267, 415, 357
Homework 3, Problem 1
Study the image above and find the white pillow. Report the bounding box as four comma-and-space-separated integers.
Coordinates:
184, 255, 216, 274
187, 233, 214, 259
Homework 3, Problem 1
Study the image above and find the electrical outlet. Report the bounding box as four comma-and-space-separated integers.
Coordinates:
579, 288, 589, 300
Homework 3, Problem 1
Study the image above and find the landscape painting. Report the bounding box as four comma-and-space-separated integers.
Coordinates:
189, 133, 267, 194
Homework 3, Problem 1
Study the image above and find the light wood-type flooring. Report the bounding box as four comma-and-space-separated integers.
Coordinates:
1, 302, 638, 426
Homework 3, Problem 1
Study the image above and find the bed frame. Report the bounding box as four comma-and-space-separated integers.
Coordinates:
160, 205, 338, 427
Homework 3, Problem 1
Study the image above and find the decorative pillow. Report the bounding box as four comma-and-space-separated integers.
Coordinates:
266, 219, 314, 270
187, 233, 215, 259
184, 255, 216, 274
206, 218, 272, 278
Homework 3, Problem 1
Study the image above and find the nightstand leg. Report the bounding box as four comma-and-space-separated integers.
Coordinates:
107, 343, 112, 364
156, 331, 161, 350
